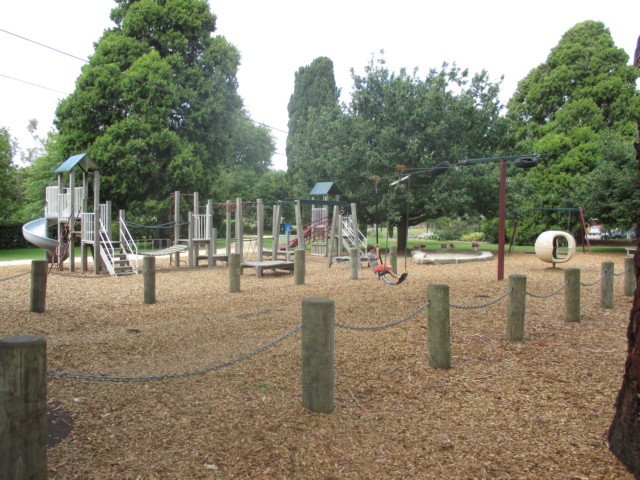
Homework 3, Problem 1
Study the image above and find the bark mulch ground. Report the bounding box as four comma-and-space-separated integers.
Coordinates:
0, 251, 635, 479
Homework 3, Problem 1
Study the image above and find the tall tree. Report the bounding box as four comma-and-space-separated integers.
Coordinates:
0, 127, 20, 223
286, 56, 341, 198
346, 57, 507, 251
608, 35, 640, 477
507, 21, 639, 241
55, 0, 244, 212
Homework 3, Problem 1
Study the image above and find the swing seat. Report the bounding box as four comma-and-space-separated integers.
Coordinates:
380, 272, 408, 286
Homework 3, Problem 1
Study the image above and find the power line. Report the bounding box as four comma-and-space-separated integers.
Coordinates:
0, 27, 89, 63
0, 27, 290, 137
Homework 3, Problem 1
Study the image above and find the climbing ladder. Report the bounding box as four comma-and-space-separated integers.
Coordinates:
340, 215, 367, 256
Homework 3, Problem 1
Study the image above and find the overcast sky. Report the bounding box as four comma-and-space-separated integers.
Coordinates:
1, 0, 638, 171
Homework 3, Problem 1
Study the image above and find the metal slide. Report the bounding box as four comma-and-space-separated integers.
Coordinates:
22, 217, 58, 256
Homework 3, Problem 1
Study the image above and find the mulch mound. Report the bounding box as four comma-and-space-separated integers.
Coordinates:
0, 251, 635, 479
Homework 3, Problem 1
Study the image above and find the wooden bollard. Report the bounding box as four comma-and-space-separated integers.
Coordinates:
507, 274, 526, 341
564, 268, 580, 323
427, 284, 451, 369
0, 335, 47, 480
229, 253, 241, 293
600, 261, 614, 309
301, 297, 334, 413
390, 245, 398, 274
625, 256, 635, 297
349, 248, 358, 280
294, 249, 305, 285
143, 256, 156, 304
29, 260, 48, 313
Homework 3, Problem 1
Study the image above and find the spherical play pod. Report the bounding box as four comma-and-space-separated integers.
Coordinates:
534, 230, 576, 265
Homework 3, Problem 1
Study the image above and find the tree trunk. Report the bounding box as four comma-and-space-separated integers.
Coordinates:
397, 215, 408, 254
608, 39, 640, 473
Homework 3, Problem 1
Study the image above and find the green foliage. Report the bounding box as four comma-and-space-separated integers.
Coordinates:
0, 128, 21, 223
506, 20, 639, 231
53, 0, 266, 215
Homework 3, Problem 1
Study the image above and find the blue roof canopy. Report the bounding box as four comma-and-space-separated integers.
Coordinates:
54, 153, 99, 174
309, 182, 340, 196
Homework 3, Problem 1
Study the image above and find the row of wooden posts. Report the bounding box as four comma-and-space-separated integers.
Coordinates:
8, 257, 635, 478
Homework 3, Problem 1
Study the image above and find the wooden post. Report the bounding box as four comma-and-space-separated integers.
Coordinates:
625, 256, 635, 297
327, 205, 339, 267
564, 268, 580, 323
0, 335, 47, 480
93, 170, 101, 275
207, 200, 214, 267
507, 274, 526, 341
350, 203, 359, 274
271, 204, 280, 260
294, 249, 305, 285
295, 200, 304, 252
601, 261, 614, 309
229, 253, 241, 293
225, 200, 231, 259
174, 191, 181, 266
349, 248, 358, 280
188, 211, 194, 268
301, 297, 334, 413
235, 197, 243, 255
143, 256, 156, 305
390, 245, 398, 273
29, 260, 48, 313
427, 284, 451, 369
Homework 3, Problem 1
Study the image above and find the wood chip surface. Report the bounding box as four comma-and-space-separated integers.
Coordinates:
0, 252, 635, 479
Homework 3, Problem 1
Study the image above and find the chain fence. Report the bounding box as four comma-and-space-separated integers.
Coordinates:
48, 323, 302, 383
0, 270, 29, 282
335, 302, 428, 331
450, 289, 512, 310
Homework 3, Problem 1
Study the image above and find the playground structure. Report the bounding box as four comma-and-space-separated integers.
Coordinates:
22, 153, 139, 276
534, 230, 577, 266
21, 156, 366, 277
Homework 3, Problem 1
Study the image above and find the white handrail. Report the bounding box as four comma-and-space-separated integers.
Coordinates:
119, 214, 138, 274
193, 213, 210, 240
98, 219, 116, 276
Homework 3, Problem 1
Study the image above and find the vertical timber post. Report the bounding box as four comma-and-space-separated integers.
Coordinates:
29, 260, 48, 313
0, 335, 47, 480
507, 274, 526, 341
390, 245, 398, 273
294, 249, 305, 285
349, 248, 358, 280
301, 297, 334, 413
229, 253, 241, 293
427, 284, 451, 369
601, 261, 614, 309
143, 256, 156, 305
625, 256, 635, 297
564, 268, 580, 323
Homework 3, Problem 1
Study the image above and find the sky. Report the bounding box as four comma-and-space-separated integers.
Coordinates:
1, 1, 639, 171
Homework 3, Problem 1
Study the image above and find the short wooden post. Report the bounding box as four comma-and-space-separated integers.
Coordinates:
507, 274, 526, 341
229, 253, 241, 293
294, 249, 305, 285
188, 211, 195, 268
349, 248, 358, 280
0, 335, 47, 480
625, 256, 635, 297
427, 284, 451, 369
390, 245, 398, 273
301, 297, 334, 413
29, 260, 48, 313
564, 268, 580, 323
143, 256, 156, 304
600, 261, 614, 309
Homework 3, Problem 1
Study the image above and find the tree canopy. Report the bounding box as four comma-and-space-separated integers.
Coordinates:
54, 0, 273, 216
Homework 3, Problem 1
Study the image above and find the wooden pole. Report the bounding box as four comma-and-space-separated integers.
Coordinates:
0, 335, 47, 480
301, 297, 334, 413
427, 284, 451, 369
207, 200, 214, 267
93, 170, 101, 275
174, 191, 180, 266
507, 274, 526, 341
29, 260, 48, 313
225, 200, 231, 259
295, 200, 304, 252
564, 268, 580, 323
229, 253, 241, 293
143, 256, 156, 305
625, 256, 635, 297
601, 261, 614, 309
349, 248, 358, 280
188, 211, 194, 268
390, 245, 398, 273
327, 205, 339, 267
498, 159, 506, 281
271, 204, 280, 260
294, 249, 305, 285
